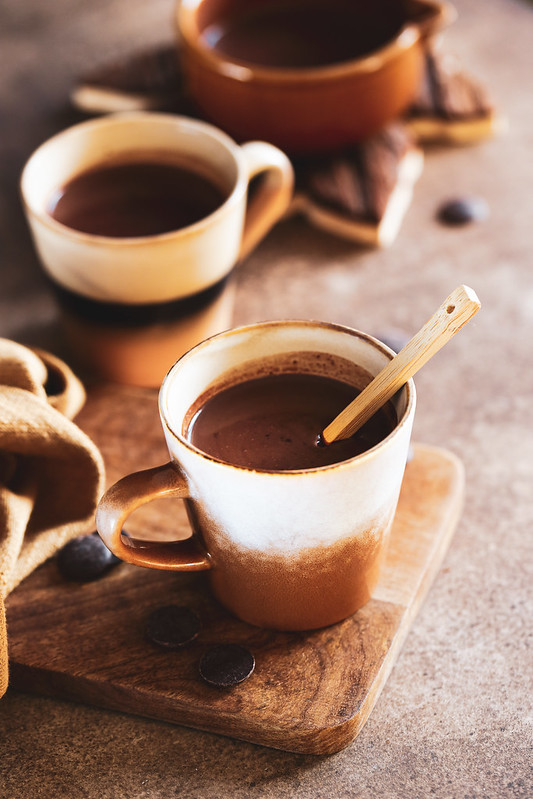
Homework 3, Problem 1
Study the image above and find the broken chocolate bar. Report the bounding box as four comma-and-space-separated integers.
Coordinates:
71, 45, 190, 113
405, 47, 506, 144
289, 125, 423, 246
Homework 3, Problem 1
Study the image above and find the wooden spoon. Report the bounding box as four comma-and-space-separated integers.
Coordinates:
321, 284, 481, 444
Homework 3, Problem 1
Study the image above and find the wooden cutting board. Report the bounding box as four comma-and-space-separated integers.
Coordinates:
6, 384, 464, 755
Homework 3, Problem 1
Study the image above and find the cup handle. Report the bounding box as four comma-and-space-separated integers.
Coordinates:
411, 0, 457, 40
238, 141, 294, 261
95, 462, 211, 571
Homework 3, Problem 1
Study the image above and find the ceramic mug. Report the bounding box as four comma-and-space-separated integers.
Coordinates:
176, 0, 455, 153
96, 320, 416, 631
20, 112, 294, 386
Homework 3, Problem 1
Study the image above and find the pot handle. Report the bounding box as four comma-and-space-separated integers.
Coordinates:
238, 141, 294, 261
409, 0, 457, 40
95, 462, 211, 571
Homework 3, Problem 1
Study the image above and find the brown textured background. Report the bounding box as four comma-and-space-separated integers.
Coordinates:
0, 0, 532, 796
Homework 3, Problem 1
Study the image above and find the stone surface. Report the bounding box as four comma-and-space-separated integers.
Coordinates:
0, 0, 532, 797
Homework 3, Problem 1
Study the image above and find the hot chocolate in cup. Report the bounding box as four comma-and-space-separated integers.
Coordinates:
20, 112, 293, 386
96, 320, 416, 631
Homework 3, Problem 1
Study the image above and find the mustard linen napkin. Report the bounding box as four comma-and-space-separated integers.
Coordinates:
0, 339, 105, 697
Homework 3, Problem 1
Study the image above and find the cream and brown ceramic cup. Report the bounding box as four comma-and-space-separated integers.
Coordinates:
96, 320, 416, 631
20, 113, 293, 386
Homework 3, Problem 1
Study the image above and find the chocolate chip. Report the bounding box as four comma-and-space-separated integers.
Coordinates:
146, 605, 201, 650
199, 644, 255, 687
57, 533, 120, 582
437, 196, 489, 225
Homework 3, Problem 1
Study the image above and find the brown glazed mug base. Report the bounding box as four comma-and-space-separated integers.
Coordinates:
207, 533, 388, 631
59, 283, 235, 387
190, 502, 394, 631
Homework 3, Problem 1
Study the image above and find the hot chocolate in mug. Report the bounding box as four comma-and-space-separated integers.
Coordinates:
20, 113, 293, 387
96, 320, 416, 630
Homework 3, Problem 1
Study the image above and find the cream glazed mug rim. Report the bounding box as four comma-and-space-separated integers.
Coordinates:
19, 111, 252, 247
158, 319, 416, 476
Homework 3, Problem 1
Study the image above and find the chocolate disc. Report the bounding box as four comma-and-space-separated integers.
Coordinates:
146, 605, 201, 650
437, 196, 489, 225
57, 533, 120, 582
199, 644, 255, 687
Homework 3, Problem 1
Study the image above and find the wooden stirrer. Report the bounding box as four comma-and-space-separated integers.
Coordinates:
321, 284, 481, 445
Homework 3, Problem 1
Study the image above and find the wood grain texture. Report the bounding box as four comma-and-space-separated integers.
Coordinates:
6, 389, 464, 755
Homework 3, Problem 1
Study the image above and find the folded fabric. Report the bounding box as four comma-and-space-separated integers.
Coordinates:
0, 339, 105, 697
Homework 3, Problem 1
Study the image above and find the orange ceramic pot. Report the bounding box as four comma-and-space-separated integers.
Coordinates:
176, 0, 455, 155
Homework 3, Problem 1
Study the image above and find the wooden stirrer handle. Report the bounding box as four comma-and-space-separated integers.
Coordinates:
321, 285, 481, 444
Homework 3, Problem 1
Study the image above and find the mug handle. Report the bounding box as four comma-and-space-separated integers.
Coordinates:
238, 141, 294, 260
411, 0, 457, 40
95, 462, 211, 571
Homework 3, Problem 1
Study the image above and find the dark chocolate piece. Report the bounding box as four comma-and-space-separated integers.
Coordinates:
71, 45, 199, 116
57, 533, 120, 582
146, 605, 201, 650
437, 196, 489, 225
297, 124, 412, 223
198, 644, 255, 687
80, 45, 181, 97
360, 125, 412, 222
299, 151, 367, 219
410, 48, 494, 121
